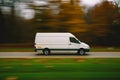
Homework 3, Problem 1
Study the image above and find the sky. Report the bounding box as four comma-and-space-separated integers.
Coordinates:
81, 0, 103, 7
81, 0, 116, 7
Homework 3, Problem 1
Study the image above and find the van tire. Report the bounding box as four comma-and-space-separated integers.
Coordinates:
43, 49, 50, 55
35, 49, 37, 52
78, 49, 85, 55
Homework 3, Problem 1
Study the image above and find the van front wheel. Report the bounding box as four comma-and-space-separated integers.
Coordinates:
78, 49, 85, 55
43, 49, 50, 55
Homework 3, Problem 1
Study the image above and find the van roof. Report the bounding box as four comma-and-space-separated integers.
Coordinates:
36, 33, 74, 37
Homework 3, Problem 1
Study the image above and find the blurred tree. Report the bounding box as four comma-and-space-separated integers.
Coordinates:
89, 1, 115, 36
33, 3, 59, 32
0, 0, 4, 42
32, 0, 90, 42
108, 0, 120, 46
10, 0, 17, 42
58, 2, 88, 33
30, 0, 90, 43
112, 0, 120, 25
33, 0, 85, 32
0, 0, 35, 43
88, 0, 120, 46
113, 0, 120, 7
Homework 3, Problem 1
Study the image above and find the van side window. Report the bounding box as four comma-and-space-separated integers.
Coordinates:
70, 37, 80, 44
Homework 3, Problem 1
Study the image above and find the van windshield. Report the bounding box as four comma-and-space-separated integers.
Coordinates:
70, 37, 80, 44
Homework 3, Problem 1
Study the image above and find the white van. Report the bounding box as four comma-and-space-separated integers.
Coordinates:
35, 33, 90, 55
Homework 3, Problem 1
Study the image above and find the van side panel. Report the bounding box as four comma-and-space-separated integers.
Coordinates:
35, 36, 69, 49
35, 37, 68, 44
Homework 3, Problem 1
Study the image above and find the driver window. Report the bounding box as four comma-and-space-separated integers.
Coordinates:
70, 37, 80, 44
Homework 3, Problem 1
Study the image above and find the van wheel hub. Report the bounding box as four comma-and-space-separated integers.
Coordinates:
43, 49, 50, 55
78, 49, 85, 55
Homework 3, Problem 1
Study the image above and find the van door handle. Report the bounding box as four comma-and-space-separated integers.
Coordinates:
69, 44, 71, 45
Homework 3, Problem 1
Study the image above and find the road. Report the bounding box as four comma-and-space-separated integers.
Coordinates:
0, 52, 120, 58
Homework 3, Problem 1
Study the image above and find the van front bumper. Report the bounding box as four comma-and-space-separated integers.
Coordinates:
85, 49, 90, 52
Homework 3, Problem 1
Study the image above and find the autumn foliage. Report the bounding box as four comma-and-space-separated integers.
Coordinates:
0, 0, 120, 46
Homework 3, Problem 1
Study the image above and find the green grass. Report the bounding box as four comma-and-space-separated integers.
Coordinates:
0, 58, 120, 80
0, 43, 120, 52
0, 47, 34, 52
0, 43, 34, 52
91, 47, 120, 52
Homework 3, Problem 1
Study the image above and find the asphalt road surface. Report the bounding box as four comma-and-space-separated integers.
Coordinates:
0, 52, 120, 58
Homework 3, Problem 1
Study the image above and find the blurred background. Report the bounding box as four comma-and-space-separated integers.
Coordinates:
0, 0, 120, 46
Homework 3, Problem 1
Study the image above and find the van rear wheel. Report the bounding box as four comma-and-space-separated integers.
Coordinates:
78, 49, 85, 55
43, 49, 50, 55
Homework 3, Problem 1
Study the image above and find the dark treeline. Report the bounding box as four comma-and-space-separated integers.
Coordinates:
0, 0, 120, 46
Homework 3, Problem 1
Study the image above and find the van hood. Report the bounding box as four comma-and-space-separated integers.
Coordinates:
81, 42, 90, 49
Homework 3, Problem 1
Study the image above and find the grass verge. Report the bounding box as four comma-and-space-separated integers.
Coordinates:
0, 58, 120, 80
0, 43, 120, 52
